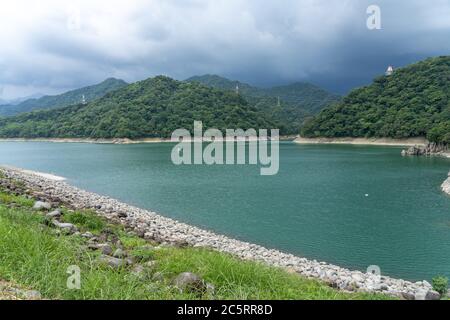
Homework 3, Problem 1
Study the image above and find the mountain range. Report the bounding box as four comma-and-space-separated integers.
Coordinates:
6, 55, 447, 143
0, 78, 128, 117
0, 93, 44, 106
0, 75, 339, 138
186, 75, 340, 134
186, 75, 340, 114
0, 76, 277, 139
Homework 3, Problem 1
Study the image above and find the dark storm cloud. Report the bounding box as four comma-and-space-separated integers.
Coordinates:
0, 0, 450, 98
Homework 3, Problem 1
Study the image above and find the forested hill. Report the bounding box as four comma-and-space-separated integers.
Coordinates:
0, 76, 276, 139
301, 56, 450, 144
264, 83, 341, 114
186, 75, 263, 98
186, 75, 340, 134
186, 75, 340, 114
0, 78, 128, 117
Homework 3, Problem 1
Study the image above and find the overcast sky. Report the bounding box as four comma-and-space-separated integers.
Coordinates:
1, 0, 450, 99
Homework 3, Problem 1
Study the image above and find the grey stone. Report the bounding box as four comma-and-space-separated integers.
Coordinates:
52, 220, 78, 233
172, 239, 189, 248
414, 289, 428, 300
152, 272, 165, 282
118, 211, 128, 218
46, 209, 62, 218
173, 272, 206, 294
81, 231, 94, 238
131, 264, 145, 276
100, 244, 113, 256
351, 273, 364, 283
88, 243, 113, 256
22, 290, 42, 300
113, 248, 126, 258
33, 201, 51, 211
425, 290, 441, 301
88, 244, 100, 250
98, 255, 127, 269
145, 260, 158, 269
401, 292, 415, 300
88, 237, 98, 243
380, 284, 389, 291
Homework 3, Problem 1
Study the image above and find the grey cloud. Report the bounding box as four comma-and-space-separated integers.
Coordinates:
0, 0, 449, 98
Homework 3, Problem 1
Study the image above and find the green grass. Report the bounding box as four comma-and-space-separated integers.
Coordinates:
0, 192, 34, 208
0, 190, 391, 300
62, 210, 108, 234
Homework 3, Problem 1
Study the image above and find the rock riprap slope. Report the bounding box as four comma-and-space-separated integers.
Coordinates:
0, 166, 440, 300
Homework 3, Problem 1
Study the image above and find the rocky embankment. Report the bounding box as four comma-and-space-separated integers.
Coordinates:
401, 143, 448, 157
295, 136, 428, 146
0, 166, 441, 300
442, 173, 450, 196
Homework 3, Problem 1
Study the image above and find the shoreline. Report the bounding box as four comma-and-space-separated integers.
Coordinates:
0, 165, 66, 181
0, 165, 436, 299
294, 136, 429, 147
0, 137, 168, 144
0, 136, 297, 145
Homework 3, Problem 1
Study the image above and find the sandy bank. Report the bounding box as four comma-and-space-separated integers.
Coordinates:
0, 136, 295, 145
0, 138, 167, 144
294, 137, 428, 147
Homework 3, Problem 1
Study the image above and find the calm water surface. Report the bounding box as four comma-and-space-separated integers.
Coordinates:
0, 141, 449, 281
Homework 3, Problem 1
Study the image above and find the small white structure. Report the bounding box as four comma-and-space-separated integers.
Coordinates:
81, 94, 87, 105
385, 66, 394, 76
235, 84, 240, 95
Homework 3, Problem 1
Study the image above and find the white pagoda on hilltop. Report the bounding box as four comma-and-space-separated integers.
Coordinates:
385, 66, 394, 76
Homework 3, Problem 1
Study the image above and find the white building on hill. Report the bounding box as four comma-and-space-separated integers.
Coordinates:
385, 66, 394, 76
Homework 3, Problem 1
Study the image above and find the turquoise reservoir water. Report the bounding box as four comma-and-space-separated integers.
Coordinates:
0, 141, 449, 281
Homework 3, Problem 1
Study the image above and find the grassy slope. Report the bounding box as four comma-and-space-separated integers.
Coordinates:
0, 189, 389, 300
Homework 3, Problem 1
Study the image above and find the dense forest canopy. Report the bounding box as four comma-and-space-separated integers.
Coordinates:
0, 76, 277, 139
0, 78, 128, 117
187, 75, 340, 134
301, 56, 450, 144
